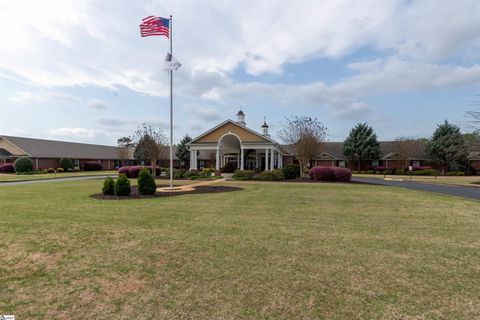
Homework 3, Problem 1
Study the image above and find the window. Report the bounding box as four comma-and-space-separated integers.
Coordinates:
371, 160, 379, 167
338, 160, 346, 168
114, 160, 120, 168
73, 159, 80, 169
412, 160, 420, 167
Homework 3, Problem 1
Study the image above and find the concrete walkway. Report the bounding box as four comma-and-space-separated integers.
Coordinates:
0, 175, 116, 186
353, 177, 480, 201
157, 177, 226, 192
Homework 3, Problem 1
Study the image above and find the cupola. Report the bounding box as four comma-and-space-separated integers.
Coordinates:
261, 117, 269, 137
236, 110, 246, 126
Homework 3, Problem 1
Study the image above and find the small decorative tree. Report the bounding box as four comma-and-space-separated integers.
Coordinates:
138, 168, 157, 195
342, 123, 381, 170
278, 116, 327, 178
102, 177, 115, 195
59, 157, 74, 171
114, 173, 131, 196
132, 124, 167, 177
117, 136, 133, 167
425, 121, 469, 174
175, 134, 192, 168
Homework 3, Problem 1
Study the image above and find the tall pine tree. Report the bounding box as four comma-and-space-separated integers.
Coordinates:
425, 121, 468, 173
342, 123, 381, 170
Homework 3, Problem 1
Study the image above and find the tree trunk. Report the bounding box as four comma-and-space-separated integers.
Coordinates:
357, 159, 361, 171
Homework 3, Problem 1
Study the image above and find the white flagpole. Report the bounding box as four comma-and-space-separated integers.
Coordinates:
169, 14, 174, 189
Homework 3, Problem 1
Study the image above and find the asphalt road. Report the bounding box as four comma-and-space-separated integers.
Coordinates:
353, 177, 480, 201
0, 175, 116, 186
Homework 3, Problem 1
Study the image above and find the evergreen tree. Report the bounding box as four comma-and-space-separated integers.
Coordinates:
175, 134, 192, 168
342, 123, 381, 170
425, 121, 468, 173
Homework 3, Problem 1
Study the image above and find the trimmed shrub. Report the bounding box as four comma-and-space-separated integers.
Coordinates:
14, 157, 33, 173
446, 170, 465, 176
118, 166, 130, 177
59, 157, 73, 171
138, 168, 157, 195
233, 169, 255, 180
0, 163, 15, 173
222, 161, 237, 173
67, 168, 73, 172
309, 166, 352, 182
56, 167, 64, 173
114, 173, 131, 196
258, 169, 284, 181
102, 177, 115, 195
165, 168, 187, 179
282, 164, 300, 179
332, 167, 352, 181
73, 167, 81, 172
408, 169, 437, 176
83, 162, 103, 171
47, 168, 55, 173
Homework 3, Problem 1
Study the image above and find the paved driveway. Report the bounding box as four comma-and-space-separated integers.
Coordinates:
353, 177, 480, 201
0, 175, 116, 186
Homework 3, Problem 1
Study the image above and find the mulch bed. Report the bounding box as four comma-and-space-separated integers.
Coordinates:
90, 185, 243, 200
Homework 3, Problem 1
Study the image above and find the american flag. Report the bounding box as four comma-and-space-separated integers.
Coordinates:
140, 16, 169, 38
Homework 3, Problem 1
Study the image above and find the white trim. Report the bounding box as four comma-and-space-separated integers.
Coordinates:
187, 119, 279, 145
0, 136, 31, 157
313, 152, 339, 160
218, 132, 242, 144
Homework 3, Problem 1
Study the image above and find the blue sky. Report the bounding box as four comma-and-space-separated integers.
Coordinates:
1, 0, 480, 145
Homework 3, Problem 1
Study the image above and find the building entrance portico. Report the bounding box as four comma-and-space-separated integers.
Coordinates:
187, 111, 283, 174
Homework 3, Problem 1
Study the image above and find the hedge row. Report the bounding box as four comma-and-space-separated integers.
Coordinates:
117, 166, 161, 178
0, 163, 14, 173
232, 169, 285, 181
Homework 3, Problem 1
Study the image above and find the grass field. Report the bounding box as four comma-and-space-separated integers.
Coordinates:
0, 171, 117, 182
354, 173, 480, 188
1, 180, 479, 319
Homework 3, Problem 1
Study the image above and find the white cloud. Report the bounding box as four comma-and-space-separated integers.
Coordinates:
50, 127, 99, 138
183, 105, 222, 122
2, 0, 480, 122
86, 99, 108, 110
8, 90, 79, 105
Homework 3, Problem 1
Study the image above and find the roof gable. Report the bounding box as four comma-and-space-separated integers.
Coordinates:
189, 120, 276, 144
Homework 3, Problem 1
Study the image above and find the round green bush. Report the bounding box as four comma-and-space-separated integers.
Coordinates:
138, 168, 157, 195
102, 177, 115, 195
282, 164, 300, 179
14, 157, 33, 173
114, 173, 131, 196
59, 157, 73, 171
56, 167, 64, 173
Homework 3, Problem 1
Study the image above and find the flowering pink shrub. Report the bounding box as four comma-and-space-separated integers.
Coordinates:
332, 167, 352, 181
309, 166, 352, 182
118, 166, 130, 176
0, 163, 14, 173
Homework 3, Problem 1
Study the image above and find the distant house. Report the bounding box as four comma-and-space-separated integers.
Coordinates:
0, 135, 133, 170
2, 113, 479, 173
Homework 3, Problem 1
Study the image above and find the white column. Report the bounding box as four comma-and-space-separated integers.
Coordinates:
240, 147, 244, 170
216, 148, 220, 170
193, 150, 198, 170
265, 149, 269, 171
255, 151, 259, 170
278, 152, 283, 169
189, 150, 194, 170
270, 148, 274, 171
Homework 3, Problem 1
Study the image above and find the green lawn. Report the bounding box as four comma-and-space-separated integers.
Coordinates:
1, 180, 479, 319
0, 170, 117, 182
353, 173, 480, 188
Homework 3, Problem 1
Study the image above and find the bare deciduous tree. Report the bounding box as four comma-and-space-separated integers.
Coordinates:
132, 124, 168, 177
465, 98, 480, 132
278, 116, 327, 177
117, 136, 133, 166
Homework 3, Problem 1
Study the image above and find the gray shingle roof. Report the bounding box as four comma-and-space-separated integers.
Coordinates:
1, 135, 126, 160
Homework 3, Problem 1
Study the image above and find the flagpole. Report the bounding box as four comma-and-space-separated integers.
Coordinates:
169, 14, 173, 189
